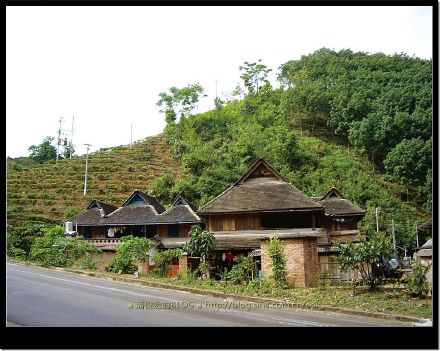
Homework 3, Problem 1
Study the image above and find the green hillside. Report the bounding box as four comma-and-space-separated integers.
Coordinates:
7, 135, 182, 228
6, 48, 432, 254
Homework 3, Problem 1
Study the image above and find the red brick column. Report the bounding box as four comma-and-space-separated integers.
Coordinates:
260, 237, 319, 287
179, 254, 188, 272
137, 256, 149, 275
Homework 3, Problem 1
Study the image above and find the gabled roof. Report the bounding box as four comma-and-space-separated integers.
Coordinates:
321, 187, 344, 200
315, 187, 365, 217
172, 193, 198, 212
87, 199, 118, 216
67, 199, 117, 225
105, 205, 159, 225
197, 158, 323, 214
156, 194, 201, 224
121, 189, 165, 214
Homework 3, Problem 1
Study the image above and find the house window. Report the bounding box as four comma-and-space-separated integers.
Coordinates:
168, 224, 179, 237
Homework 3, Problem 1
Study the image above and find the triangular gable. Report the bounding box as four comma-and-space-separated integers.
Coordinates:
235, 158, 285, 185
122, 190, 150, 207
87, 199, 102, 210
321, 187, 344, 200
173, 195, 187, 206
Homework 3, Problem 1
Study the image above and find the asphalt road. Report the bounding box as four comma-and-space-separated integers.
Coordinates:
7, 262, 410, 327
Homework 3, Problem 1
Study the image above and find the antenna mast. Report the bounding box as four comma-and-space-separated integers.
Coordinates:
70, 116, 75, 159
56, 117, 63, 163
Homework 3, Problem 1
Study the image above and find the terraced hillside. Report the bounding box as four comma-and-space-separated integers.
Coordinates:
7, 135, 182, 228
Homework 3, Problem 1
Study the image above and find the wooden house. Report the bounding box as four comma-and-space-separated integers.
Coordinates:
196, 158, 365, 283
66, 191, 202, 256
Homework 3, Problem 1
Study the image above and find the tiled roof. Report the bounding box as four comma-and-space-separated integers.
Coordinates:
198, 177, 323, 214
105, 205, 159, 225
319, 198, 365, 216
156, 204, 201, 224
68, 199, 118, 225
68, 208, 107, 225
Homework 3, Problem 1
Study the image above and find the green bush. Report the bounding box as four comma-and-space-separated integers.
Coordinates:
152, 248, 183, 277
30, 226, 69, 267
7, 223, 44, 259
107, 235, 151, 274
333, 232, 394, 291
227, 256, 258, 284
406, 258, 431, 298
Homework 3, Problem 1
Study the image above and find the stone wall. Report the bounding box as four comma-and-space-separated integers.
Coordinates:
260, 237, 319, 287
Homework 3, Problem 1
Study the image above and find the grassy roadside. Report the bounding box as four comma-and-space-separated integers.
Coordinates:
8, 258, 432, 320
138, 275, 432, 320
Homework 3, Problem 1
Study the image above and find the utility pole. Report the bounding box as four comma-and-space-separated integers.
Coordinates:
392, 219, 396, 252
375, 207, 380, 233
415, 221, 419, 248
130, 124, 132, 148
70, 116, 75, 159
215, 80, 218, 98
83, 144, 92, 196
56, 117, 63, 163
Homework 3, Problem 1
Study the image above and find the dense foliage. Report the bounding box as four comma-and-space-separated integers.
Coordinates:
153, 248, 183, 277
107, 235, 151, 274
159, 51, 431, 257
333, 232, 395, 290
28, 136, 58, 164
183, 225, 216, 262
29, 225, 98, 267
7, 223, 44, 259
406, 257, 431, 298
227, 256, 258, 284
278, 48, 432, 191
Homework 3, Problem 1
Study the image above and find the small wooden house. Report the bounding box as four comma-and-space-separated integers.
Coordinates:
67, 191, 202, 252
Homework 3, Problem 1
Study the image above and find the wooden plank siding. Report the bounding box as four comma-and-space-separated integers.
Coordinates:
157, 223, 194, 238
208, 214, 261, 232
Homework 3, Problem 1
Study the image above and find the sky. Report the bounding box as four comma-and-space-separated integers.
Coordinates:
6, 6, 433, 158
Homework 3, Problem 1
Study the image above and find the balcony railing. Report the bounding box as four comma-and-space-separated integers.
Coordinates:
84, 238, 122, 244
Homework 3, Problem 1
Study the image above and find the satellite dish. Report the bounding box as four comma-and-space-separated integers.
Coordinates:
389, 258, 399, 270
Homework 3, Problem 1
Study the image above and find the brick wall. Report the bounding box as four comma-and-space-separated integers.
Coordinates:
260, 237, 319, 287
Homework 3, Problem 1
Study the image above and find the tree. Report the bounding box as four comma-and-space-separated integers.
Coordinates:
333, 232, 394, 291
268, 235, 288, 287
383, 138, 432, 188
63, 143, 75, 158
184, 225, 216, 278
157, 83, 205, 122
28, 136, 57, 164
239, 59, 272, 95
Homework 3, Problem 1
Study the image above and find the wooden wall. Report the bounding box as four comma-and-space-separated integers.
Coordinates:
207, 214, 261, 232
157, 223, 194, 238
